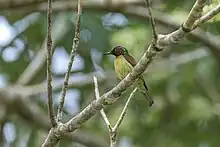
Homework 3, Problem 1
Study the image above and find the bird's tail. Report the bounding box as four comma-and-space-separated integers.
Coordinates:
140, 89, 154, 107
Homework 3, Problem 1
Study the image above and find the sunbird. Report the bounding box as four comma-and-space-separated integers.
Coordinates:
104, 45, 154, 106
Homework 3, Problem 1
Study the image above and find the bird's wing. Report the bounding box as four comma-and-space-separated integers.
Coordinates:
123, 54, 137, 67
124, 54, 148, 90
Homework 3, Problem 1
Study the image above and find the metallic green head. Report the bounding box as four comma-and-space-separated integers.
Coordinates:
104, 46, 129, 56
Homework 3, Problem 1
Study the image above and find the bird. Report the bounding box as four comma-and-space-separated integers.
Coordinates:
104, 45, 154, 106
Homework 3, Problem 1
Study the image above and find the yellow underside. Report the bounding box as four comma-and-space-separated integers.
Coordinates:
114, 55, 152, 103
114, 55, 146, 90
114, 55, 133, 80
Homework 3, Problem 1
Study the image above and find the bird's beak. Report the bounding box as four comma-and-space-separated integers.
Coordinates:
103, 51, 112, 55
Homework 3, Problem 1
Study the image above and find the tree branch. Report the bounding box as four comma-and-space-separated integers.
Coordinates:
57, 0, 82, 122
46, 0, 56, 127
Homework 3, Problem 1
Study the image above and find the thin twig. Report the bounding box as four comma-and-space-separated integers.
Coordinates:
113, 88, 137, 131
93, 76, 112, 130
46, 0, 56, 127
144, 0, 157, 41
57, 0, 82, 122
193, 4, 220, 29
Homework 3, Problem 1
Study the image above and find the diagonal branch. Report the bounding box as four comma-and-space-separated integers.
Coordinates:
46, 0, 56, 127
57, 0, 82, 122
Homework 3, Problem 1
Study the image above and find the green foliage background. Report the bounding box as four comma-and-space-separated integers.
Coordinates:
0, 0, 220, 147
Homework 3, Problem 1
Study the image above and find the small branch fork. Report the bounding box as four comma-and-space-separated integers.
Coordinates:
93, 76, 137, 147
